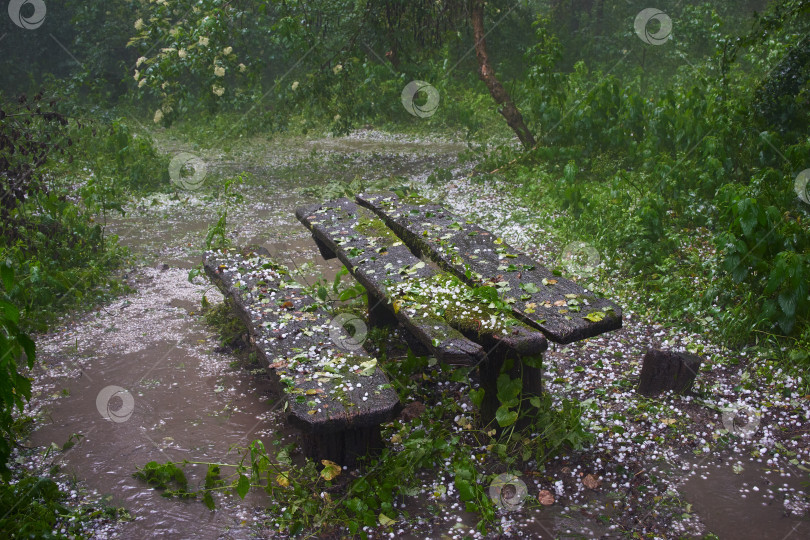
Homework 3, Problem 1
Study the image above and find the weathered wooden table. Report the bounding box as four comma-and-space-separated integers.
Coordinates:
297, 193, 622, 422
204, 192, 622, 465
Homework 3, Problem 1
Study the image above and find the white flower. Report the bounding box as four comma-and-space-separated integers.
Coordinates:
153, 109, 163, 123
198, 36, 209, 47
223, 46, 233, 55
178, 48, 187, 59
212, 84, 225, 96
291, 81, 299, 91
134, 18, 144, 30
333, 114, 341, 121
238, 63, 246, 73
133, 70, 140, 81
138, 78, 147, 88
136, 56, 146, 67
332, 64, 343, 74
214, 66, 225, 77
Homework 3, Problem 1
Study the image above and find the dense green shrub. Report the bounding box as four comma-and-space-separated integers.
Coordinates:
496, 1, 810, 348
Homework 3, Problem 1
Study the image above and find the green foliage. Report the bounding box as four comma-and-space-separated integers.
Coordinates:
0, 471, 128, 538
133, 461, 195, 498
0, 95, 130, 329
300, 175, 414, 203
0, 476, 67, 537
0, 263, 35, 480
86, 119, 171, 192
526, 394, 594, 464
493, 0, 810, 351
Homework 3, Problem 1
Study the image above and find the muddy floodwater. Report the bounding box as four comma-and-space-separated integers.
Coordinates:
26, 130, 810, 539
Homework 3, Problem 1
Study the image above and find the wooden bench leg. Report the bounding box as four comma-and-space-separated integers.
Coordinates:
367, 290, 398, 329
300, 426, 384, 466
313, 236, 337, 260
518, 354, 543, 397
478, 350, 543, 428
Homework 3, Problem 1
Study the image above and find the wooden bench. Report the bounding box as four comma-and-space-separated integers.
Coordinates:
203, 248, 400, 465
356, 192, 622, 344
297, 194, 622, 419
296, 199, 549, 414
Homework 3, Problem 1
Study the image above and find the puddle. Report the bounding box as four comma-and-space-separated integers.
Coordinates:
29, 267, 292, 538
679, 456, 810, 540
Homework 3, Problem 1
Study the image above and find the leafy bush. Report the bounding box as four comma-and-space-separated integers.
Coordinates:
0, 263, 35, 480
495, 0, 810, 349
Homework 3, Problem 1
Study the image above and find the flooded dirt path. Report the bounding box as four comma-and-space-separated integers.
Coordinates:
25, 129, 809, 539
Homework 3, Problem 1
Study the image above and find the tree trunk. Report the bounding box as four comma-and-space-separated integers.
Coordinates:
470, 0, 536, 149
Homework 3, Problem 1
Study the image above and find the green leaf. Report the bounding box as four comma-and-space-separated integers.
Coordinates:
320, 459, 342, 481
583, 311, 606, 322
378, 513, 396, 527
202, 491, 215, 510
495, 406, 518, 427
496, 374, 521, 405
236, 474, 250, 499
469, 388, 485, 407
778, 291, 797, 317
450, 368, 469, 383
520, 282, 540, 294
0, 264, 13, 292
0, 301, 19, 325
359, 359, 377, 376
345, 497, 367, 514
522, 355, 542, 369
18, 334, 35, 369
456, 478, 476, 502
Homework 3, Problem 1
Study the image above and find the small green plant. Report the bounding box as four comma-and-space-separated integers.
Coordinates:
203, 298, 248, 350
204, 174, 245, 251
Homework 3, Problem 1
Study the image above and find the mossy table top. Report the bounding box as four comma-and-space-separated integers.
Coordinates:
296, 199, 547, 364
357, 192, 622, 344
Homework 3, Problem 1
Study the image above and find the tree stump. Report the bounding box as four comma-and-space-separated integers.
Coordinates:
637, 349, 703, 397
